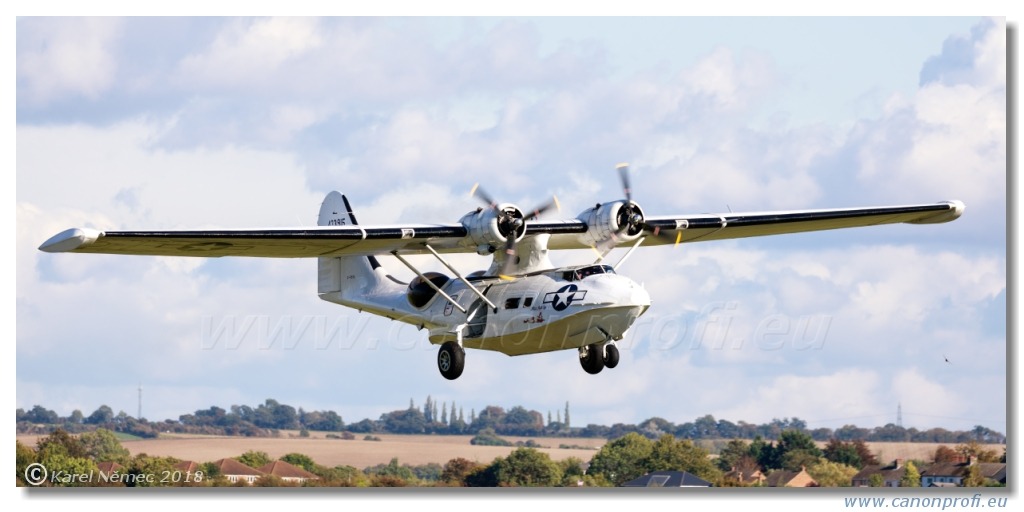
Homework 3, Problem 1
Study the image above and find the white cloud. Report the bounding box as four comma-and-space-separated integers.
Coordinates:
855, 19, 1005, 222
17, 17, 123, 105
717, 369, 884, 425
177, 17, 324, 89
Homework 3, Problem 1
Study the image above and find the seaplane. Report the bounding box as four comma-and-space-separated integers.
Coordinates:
39, 164, 964, 380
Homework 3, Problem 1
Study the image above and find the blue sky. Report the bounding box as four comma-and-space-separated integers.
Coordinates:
15, 17, 1007, 444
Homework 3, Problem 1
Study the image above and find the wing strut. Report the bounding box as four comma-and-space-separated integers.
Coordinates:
613, 236, 647, 271
390, 251, 467, 314
424, 244, 499, 312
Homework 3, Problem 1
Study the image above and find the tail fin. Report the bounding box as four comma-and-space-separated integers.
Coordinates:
317, 191, 380, 294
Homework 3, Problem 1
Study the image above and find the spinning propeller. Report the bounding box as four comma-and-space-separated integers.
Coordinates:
593, 163, 682, 260
470, 183, 559, 278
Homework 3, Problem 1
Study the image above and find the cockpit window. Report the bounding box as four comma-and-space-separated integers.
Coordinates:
562, 265, 615, 282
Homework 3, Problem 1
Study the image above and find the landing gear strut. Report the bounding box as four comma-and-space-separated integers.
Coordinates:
438, 341, 465, 380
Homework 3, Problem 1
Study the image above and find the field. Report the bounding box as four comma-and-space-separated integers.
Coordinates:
18, 432, 605, 468
17, 431, 1005, 470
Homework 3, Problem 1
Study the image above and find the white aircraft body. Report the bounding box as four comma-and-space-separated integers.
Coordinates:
39, 165, 964, 380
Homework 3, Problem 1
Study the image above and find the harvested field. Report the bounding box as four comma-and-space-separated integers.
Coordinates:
854, 442, 1004, 464
19, 432, 605, 468
16, 432, 1002, 470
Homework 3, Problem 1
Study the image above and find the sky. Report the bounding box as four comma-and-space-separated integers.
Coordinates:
14, 16, 1008, 446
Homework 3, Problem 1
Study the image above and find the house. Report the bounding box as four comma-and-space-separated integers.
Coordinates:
621, 470, 713, 487
723, 466, 766, 486
765, 467, 818, 487
173, 460, 203, 474
257, 460, 320, 484
212, 458, 265, 484
852, 459, 913, 487
96, 461, 124, 480
920, 456, 1006, 487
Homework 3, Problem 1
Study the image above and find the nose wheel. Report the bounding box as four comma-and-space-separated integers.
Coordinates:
438, 341, 465, 380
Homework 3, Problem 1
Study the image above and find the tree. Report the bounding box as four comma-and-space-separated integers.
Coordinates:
956, 441, 1000, 462
869, 473, 885, 487
772, 430, 823, 471
26, 405, 60, 424
78, 428, 130, 464
495, 448, 562, 487
558, 456, 587, 486
934, 445, 959, 463
499, 406, 544, 436
808, 460, 858, 487
440, 457, 481, 486
587, 432, 654, 486
693, 414, 719, 438
87, 405, 115, 425
16, 441, 37, 486
564, 401, 570, 429
472, 406, 506, 432
301, 410, 344, 431
464, 458, 500, 487
365, 457, 416, 484
716, 439, 753, 472
126, 455, 181, 487
38, 451, 100, 487
380, 407, 427, 434
823, 439, 863, 468
280, 453, 317, 473
235, 450, 273, 468
470, 428, 512, 446
646, 434, 722, 483
900, 461, 921, 487
68, 410, 85, 425
852, 439, 879, 466
962, 464, 985, 487
36, 428, 87, 459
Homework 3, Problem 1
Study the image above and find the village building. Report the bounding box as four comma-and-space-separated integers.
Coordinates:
212, 458, 265, 485
852, 459, 914, 487
257, 460, 320, 484
764, 467, 818, 487
621, 470, 713, 488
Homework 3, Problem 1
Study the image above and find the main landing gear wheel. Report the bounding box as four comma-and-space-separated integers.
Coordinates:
580, 343, 604, 375
604, 344, 620, 369
438, 341, 465, 380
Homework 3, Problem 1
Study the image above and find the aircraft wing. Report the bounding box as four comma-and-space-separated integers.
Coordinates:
38, 224, 472, 258
537, 200, 965, 249
40, 200, 963, 257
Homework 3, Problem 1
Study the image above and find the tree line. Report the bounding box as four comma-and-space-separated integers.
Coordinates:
17, 426, 1006, 488
17, 399, 1005, 444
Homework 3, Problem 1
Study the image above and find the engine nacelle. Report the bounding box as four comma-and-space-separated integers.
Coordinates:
576, 201, 646, 248
459, 203, 526, 255
407, 272, 451, 308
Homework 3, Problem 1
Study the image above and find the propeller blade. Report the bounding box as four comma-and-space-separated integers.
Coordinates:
616, 163, 632, 203
470, 183, 498, 209
499, 236, 518, 279
524, 195, 561, 220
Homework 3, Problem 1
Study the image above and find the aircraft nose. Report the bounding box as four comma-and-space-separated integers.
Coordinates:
627, 280, 652, 310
